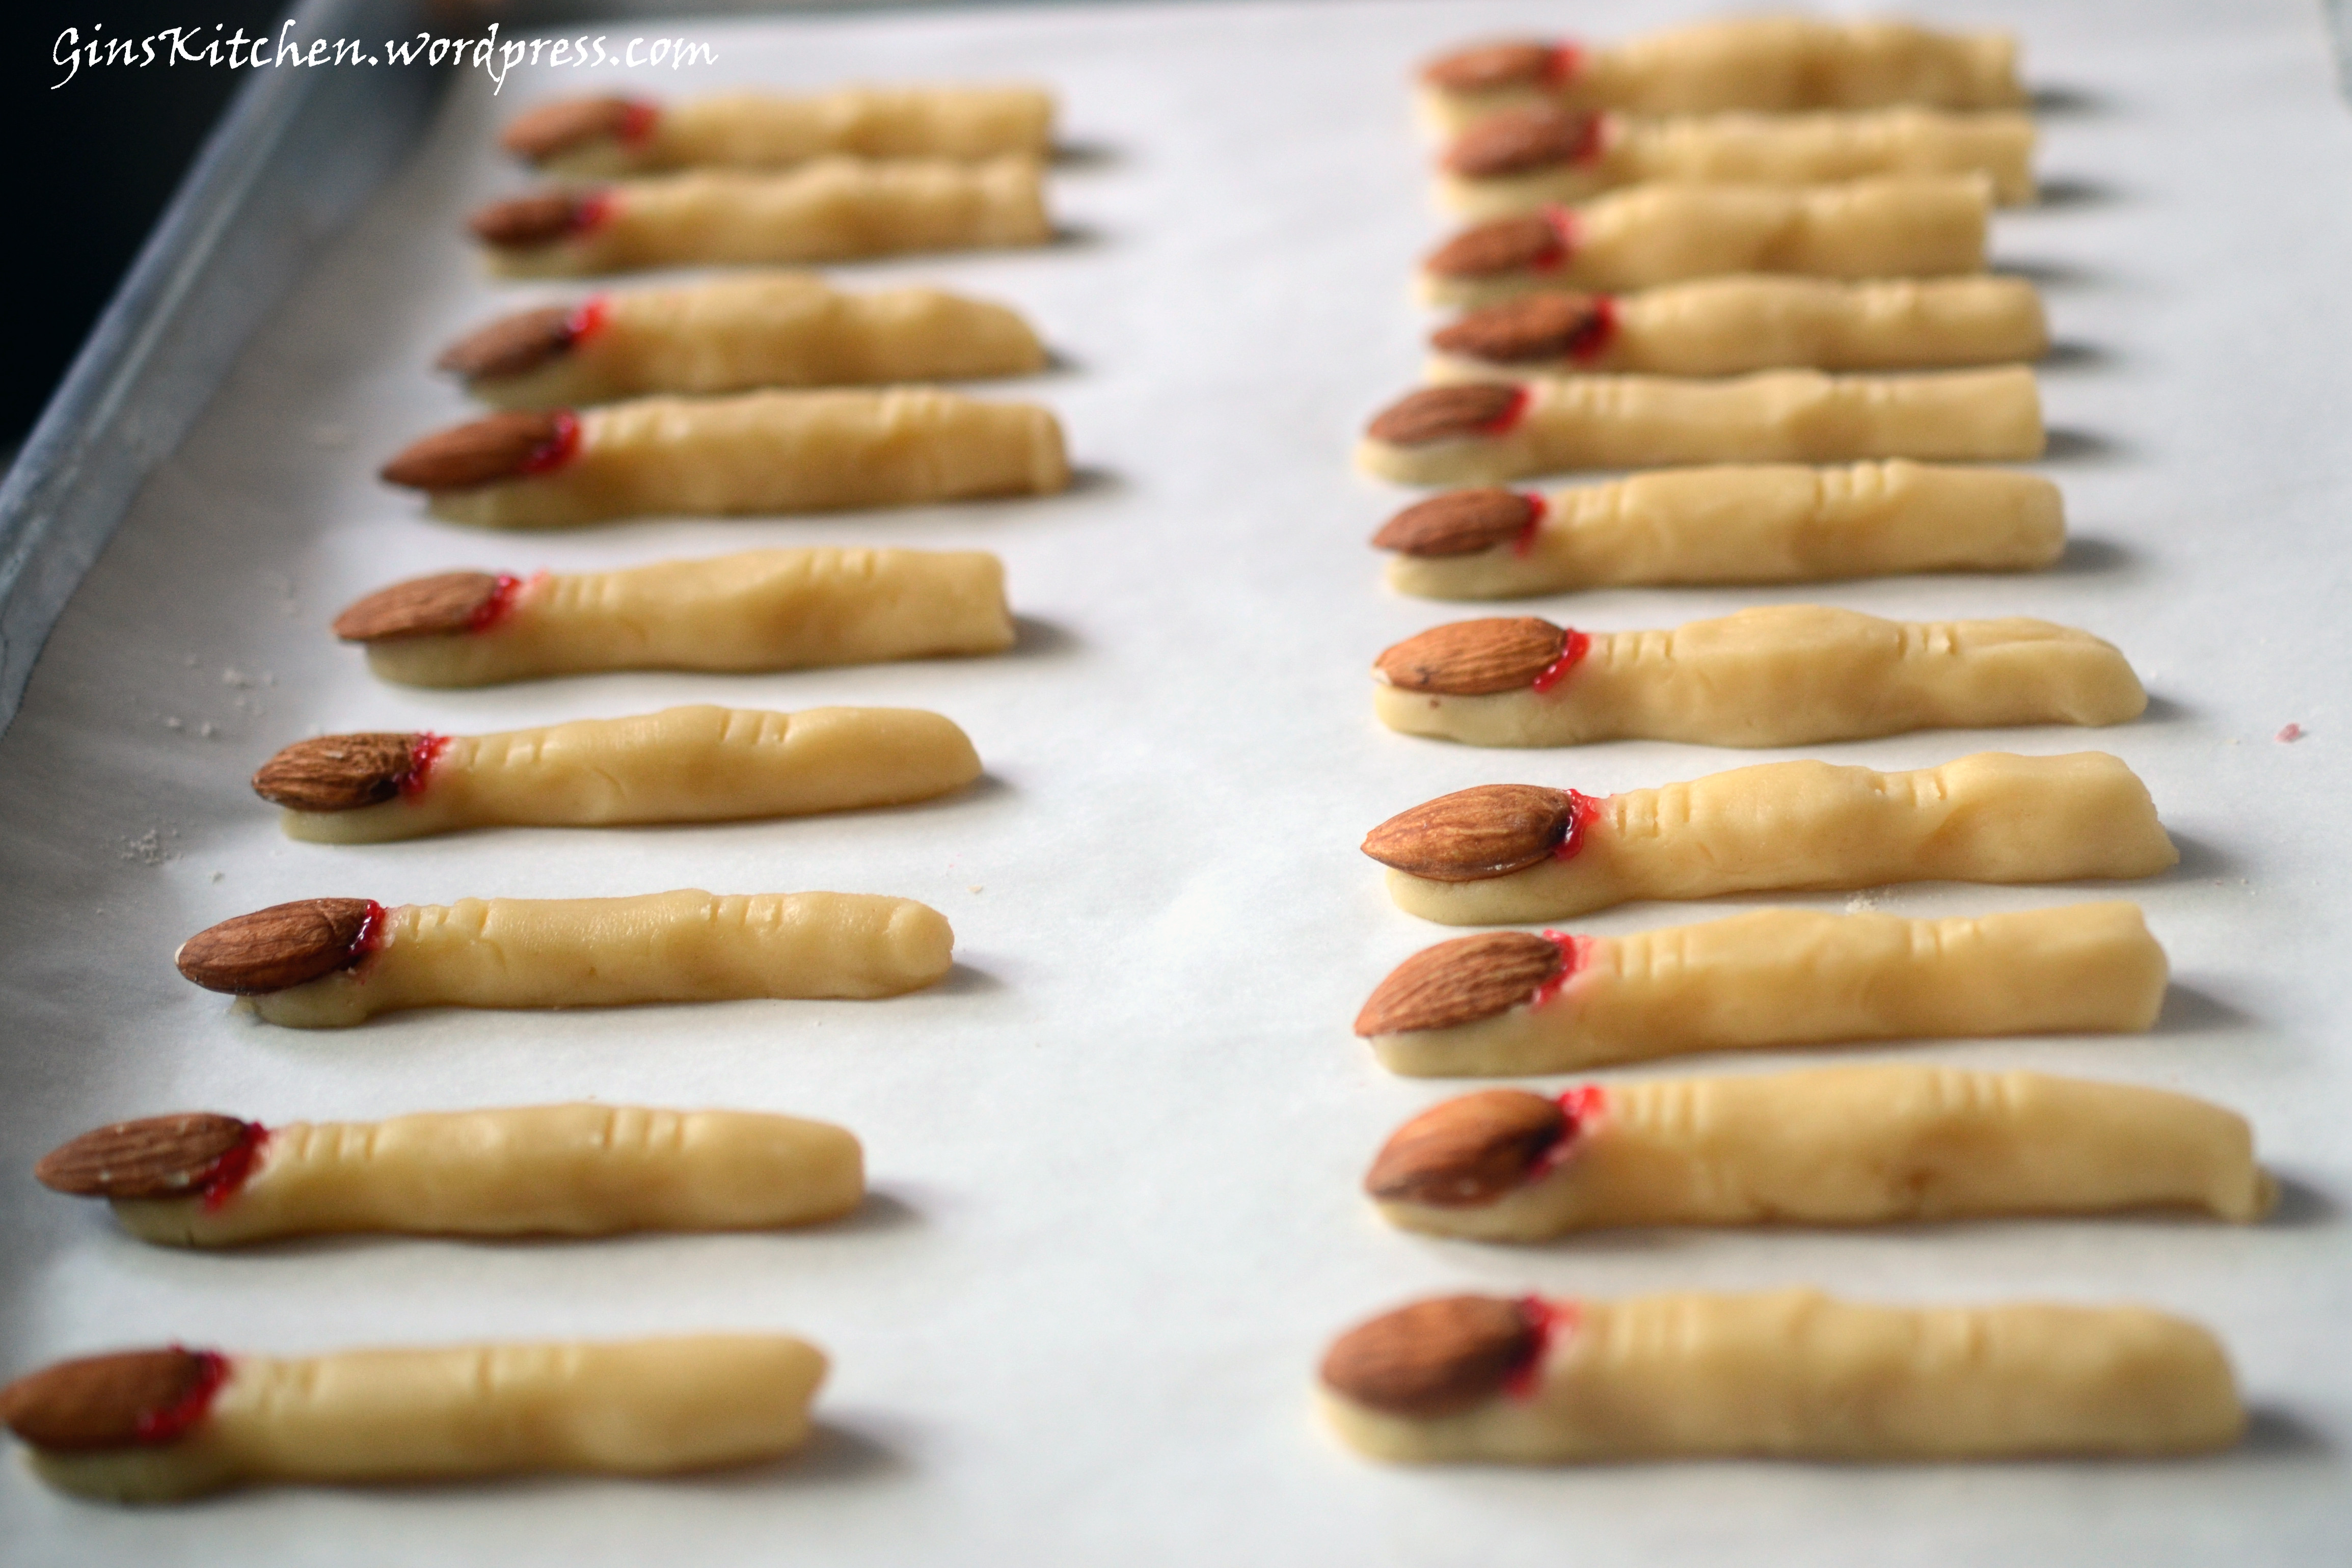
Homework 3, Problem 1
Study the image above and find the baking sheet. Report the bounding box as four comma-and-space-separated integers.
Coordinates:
2, 0, 2349, 1561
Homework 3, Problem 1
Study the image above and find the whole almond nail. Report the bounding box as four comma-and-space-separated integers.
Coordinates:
252, 734, 421, 812
501, 96, 642, 163
1444, 107, 1596, 178
469, 192, 593, 250
36, 1115, 256, 1200
1319, 1295, 1540, 1418
331, 572, 503, 642
1431, 294, 1606, 363
175, 899, 377, 995
381, 411, 571, 492
1355, 931, 1565, 1036
1420, 41, 1559, 92
1424, 215, 1566, 279
1376, 617, 1567, 695
436, 305, 578, 382
0, 1348, 219, 1451
1363, 786, 1575, 881
1366, 385, 1523, 447
1371, 489, 1536, 557
1366, 1089, 1568, 1206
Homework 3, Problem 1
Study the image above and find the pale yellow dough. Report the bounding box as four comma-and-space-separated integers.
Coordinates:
538, 87, 1056, 178
1323, 1290, 2241, 1463
31, 1336, 826, 1502
1389, 751, 2178, 925
1387, 462, 2063, 601
429, 389, 1067, 529
285, 706, 980, 843
472, 274, 1047, 408
1380, 1066, 2272, 1242
364, 548, 1013, 689
1419, 177, 1990, 309
1371, 903, 2168, 1076
1376, 606, 2144, 748
1427, 276, 2046, 382
488, 158, 1050, 277
1440, 110, 2036, 215
247, 889, 953, 1027
113, 1104, 862, 1245
1362, 367, 2041, 486
1417, 18, 2023, 133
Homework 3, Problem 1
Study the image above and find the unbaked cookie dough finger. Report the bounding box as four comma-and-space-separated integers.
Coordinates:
1426, 278, 2047, 382
1438, 107, 2035, 214
1418, 178, 1990, 309
381, 391, 1068, 528
1376, 465, 2065, 601
254, 707, 981, 843
1318, 1290, 2240, 1463
1373, 607, 2144, 748
1417, 19, 2023, 133
470, 159, 1050, 276
1356, 903, 2169, 1076
37, 1104, 862, 1245
173, 889, 953, 1028
1362, 751, 2177, 926
441, 274, 1047, 408
1360, 369, 2041, 485
1366, 1067, 2273, 1241
502, 87, 1055, 177
333, 548, 1013, 689
1, 1336, 825, 1501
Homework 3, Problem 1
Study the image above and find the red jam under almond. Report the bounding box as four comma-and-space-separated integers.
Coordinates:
1530, 628, 1591, 692
467, 570, 543, 634
1529, 929, 1591, 1009
352, 900, 390, 962
1510, 492, 1548, 556
522, 410, 581, 475
1526, 1083, 1605, 1184
570, 189, 616, 235
134, 1350, 230, 1444
617, 100, 660, 145
1481, 386, 1533, 437
1544, 43, 1583, 90
1502, 1295, 1576, 1399
1571, 295, 1618, 362
197, 1124, 269, 1212
1553, 789, 1599, 862
565, 294, 610, 347
1534, 203, 1579, 271
399, 734, 451, 799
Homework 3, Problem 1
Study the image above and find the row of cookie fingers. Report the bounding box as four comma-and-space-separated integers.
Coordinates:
1312, 17, 2259, 1466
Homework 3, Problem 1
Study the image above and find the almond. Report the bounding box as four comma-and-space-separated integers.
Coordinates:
469, 192, 592, 250
1376, 617, 1566, 695
1419, 41, 1558, 92
1365, 1089, 1567, 1207
1362, 786, 1574, 881
1444, 106, 1597, 178
251, 734, 420, 812
331, 572, 502, 642
35, 1115, 255, 1200
1370, 489, 1534, 557
1423, 215, 1564, 279
0, 1348, 217, 1451
1354, 931, 1564, 1036
1319, 1295, 1539, 1418
380, 411, 569, 492
1365, 384, 1523, 447
175, 898, 377, 995
500, 96, 641, 163
1431, 294, 1606, 363
436, 305, 578, 382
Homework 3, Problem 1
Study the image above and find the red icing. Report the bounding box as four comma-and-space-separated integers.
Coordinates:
1529, 929, 1589, 1009
134, 1349, 229, 1445
1532, 203, 1579, 272
1544, 42, 1583, 90
399, 733, 451, 799
197, 1124, 268, 1212
1529, 628, 1590, 693
522, 410, 581, 475
352, 900, 390, 960
1502, 1296, 1576, 1400
1566, 111, 1608, 167
570, 190, 616, 235
1552, 789, 1599, 861
467, 571, 542, 634
1571, 295, 1619, 363
1510, 492, 1548, 557
617, 100, 660, 144
1480, 386, 1532, 437
565, 294, 610, 347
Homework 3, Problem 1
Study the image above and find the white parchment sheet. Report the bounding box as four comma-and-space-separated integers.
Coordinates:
2, 1, 2349, 1561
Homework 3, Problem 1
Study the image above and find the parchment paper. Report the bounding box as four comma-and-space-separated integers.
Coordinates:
2, 1, 2348, 1561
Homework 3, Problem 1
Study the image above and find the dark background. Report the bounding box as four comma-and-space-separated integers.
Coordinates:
11, 2, 290, 454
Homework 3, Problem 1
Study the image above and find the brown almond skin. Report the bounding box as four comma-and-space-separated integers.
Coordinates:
381, 411, 570, 492
1320, 1295, 1540, 1418
1423, 215, 1565, 280
331, 572, 503, 643
36, 1115, 255, 1200
469, 192, 593, 250
175, 899, 378, 995
436, 305, 578, 383
1366, 1090, 1569, 1207
1355, 931, 1564, 1037
1371, 489, 1535, 557
0, 1348, 217, 1451
1363, 786, 1575, 882
1431, 294, 1606, 364
1420, 41, 1558, 93
1366, 384, 1523, 447
1444, 107, 1596, 178
252, 734, 421, 813
1376, 617, 1567, 695
501, 96, 642, 163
